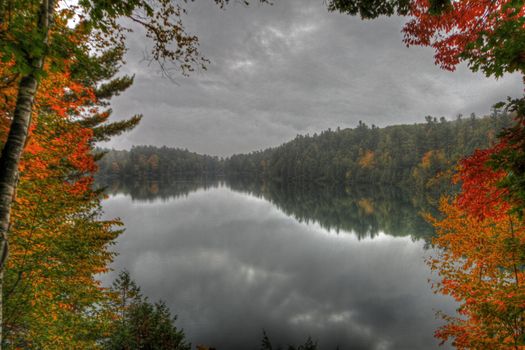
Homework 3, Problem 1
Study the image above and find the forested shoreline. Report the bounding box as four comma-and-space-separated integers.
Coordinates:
2, 0, 525, 348
98, 113, 512, 192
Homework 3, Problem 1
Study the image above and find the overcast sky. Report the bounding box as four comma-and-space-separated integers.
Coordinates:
103, 0, 524, 156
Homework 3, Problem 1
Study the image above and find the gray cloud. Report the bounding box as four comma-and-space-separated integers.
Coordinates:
102, 187, 455, 349
103, 0, 523, 156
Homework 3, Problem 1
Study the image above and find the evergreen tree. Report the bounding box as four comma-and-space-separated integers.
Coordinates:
104, 271, 190, 350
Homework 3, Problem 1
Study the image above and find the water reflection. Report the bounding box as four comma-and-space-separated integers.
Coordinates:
100, 179, 455, 349
102, 177, 222, 202
101, 178, 436, 241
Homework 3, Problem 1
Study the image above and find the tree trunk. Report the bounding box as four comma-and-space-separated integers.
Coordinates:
0, 72, 39, 346
0, 1, 53, 347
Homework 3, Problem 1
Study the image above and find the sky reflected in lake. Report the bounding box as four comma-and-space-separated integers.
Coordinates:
101, 183, 455, 349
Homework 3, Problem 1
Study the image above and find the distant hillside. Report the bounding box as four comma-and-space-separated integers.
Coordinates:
98, 113, 513, 190
224, 113, 512, 190
97, 146, 223, 180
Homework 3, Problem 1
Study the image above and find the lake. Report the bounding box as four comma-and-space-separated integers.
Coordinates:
101, 179, 456, 349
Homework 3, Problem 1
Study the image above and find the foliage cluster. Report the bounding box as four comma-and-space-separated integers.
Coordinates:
329, 0, 525, 77
0, 39, 138, 347
429, 145, 525, 348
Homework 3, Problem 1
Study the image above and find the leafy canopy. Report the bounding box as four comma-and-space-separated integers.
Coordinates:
328, 0, 525, 77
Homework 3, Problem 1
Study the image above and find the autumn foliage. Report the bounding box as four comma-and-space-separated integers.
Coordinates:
5, 114, 120, 348
0, 27, 140, 344
0, 66, 106, 347
429, 143, 525, 349
328, 0, 525, 77
394, 1, 525, 347
403, 0, 525, 77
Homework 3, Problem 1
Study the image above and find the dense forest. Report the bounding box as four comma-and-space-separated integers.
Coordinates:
97, 146, 224, 179
98, 113, 513, 192
225, 113, 512, 187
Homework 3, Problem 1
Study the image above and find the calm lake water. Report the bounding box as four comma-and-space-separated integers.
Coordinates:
101, 180, 456, 349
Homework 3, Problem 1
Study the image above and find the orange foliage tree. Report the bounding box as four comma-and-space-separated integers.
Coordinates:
0, 45, 140, 347
4, 111, 120, 348
429, 144, 525, 349
399, 2, 525, 346
329, 0, 525, 78
403, 0, 525, 77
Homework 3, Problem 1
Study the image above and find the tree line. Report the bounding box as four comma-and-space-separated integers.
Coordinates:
99, 112, 513, 194
226, 114, 512, 190
97, 146, 223, 180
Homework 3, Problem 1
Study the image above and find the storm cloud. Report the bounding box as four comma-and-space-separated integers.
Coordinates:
103, 0, 523, 156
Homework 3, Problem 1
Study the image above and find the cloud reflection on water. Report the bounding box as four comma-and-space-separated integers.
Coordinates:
102, 186, 455, 349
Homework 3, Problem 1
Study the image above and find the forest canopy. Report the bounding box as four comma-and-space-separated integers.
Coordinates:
98, 112, 513, 193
